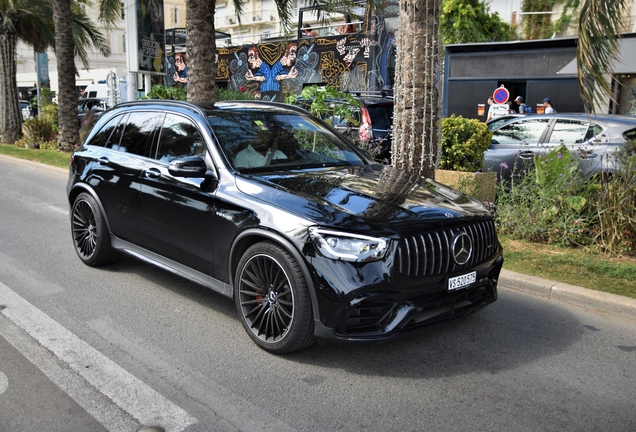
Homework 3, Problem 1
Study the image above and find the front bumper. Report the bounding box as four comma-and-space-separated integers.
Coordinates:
312, 255, 503, 343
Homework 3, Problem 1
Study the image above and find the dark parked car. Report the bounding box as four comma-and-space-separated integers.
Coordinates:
67, 100, 503, 353
293, 92, 394, 161
19, 100, 30, 120
78, 98, 108, 125
484, 113, 636, 181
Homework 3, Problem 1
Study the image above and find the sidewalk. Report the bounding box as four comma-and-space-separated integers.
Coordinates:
499, 269, 636, 320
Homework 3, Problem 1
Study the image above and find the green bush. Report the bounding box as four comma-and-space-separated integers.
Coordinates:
216, 86, 256, 100
593, 141, 636, 254
439, 115, 492, 172
144, 84, 187, 100
40, 104, 58, 132
18, 118, 57, 149
494, 142, 636, 255
144, 85, 258, 102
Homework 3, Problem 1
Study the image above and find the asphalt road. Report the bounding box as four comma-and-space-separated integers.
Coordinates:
1, 155, 635, 432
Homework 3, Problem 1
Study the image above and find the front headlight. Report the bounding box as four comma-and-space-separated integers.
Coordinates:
308, 227, 389, 262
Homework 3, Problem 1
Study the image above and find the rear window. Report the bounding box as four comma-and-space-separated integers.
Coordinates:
87, 114, 126, 148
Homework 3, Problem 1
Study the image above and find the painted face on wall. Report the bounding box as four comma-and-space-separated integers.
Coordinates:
248, 48, 262, 69
175, 54, 185, 71
281, 44, 297, 67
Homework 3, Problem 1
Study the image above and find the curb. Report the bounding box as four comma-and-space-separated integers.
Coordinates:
499, 269, 636, 320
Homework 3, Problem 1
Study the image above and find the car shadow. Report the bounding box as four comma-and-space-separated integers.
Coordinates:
288, 289, 584, 378
99, 257, 583, 379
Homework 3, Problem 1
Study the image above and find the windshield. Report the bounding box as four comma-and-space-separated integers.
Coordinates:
208, 110, 367, 172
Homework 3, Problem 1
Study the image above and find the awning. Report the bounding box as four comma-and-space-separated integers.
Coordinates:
557, 37, 636, 75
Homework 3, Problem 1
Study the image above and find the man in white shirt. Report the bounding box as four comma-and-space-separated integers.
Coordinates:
543, 98, 556, 114
234, 144, 287, 168
234, 120, 288, 168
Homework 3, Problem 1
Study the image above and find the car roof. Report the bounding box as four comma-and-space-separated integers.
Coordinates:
112, 99, 312, 118
495, 112, 636, 127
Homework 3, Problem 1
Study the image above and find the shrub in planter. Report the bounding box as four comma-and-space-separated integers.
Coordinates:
439, 115, 492, 172
435, 115, 495, 202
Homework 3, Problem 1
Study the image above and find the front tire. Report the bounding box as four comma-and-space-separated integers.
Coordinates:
235, 242, 315, 354
71, 192, 120, 266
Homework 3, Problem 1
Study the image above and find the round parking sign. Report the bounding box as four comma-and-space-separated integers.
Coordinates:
493, 86, 510, 105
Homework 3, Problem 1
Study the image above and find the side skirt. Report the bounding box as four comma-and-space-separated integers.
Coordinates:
111, 237, 233, 298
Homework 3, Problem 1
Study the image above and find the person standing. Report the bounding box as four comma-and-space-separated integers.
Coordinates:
486, 97, 494, 121
515, 96, 531, 113
335, 15, 355, 34
543, 98, 556, 113
302, 23, 318, 37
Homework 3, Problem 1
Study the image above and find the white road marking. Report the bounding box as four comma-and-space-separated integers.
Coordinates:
46, 204, 69, 216
0, 371, 7, 395
0, 281, 197, 431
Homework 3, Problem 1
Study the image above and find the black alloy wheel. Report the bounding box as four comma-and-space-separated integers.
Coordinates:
235, 242, 315, 353
71, 192, 119, 266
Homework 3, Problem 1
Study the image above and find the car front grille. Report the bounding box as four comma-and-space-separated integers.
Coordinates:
396, 220, 497, 277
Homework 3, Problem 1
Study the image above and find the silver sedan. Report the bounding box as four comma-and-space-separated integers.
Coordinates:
483, 113, 636, 181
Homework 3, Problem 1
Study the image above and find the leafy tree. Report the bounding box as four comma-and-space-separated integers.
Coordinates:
53, 0, 119, 151
440, 0, 515, 44
0, 0, 54, 143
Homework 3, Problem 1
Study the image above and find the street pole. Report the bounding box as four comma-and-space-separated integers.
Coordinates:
124, 0, 138, 102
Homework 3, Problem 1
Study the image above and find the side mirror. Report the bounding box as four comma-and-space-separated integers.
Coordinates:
168, 156, 209, 178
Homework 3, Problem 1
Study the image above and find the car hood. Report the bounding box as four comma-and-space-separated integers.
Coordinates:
235, 165, 490, 235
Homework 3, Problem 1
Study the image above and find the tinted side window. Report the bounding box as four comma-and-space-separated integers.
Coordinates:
155, 114, 207, 162
117, 111, 163, 156
585, 123, 604, 141
548, 120, 590, 144
491, 119, 550, 145
87, 114, 126, 148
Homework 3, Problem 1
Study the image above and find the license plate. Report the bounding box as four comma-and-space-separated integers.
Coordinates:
448, 271, 477, 291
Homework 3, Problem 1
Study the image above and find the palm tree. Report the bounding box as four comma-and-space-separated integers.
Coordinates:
54, 0, 119, 151
0, 0, 55, 143
391, 0, 442, 176
577, 0, 631, 112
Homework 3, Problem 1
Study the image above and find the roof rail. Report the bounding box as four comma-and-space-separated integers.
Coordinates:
346, 90, 394, 99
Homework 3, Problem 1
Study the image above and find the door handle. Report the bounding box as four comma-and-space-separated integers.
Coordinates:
144, 167, 161, 179
518, 151, 534, 160
98, 157, 110, 165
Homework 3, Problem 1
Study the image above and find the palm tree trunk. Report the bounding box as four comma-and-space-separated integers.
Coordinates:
391, 0, 441, 178
0, 31, 23, 144
186, 0, 218, 102
54, 0, 79, 151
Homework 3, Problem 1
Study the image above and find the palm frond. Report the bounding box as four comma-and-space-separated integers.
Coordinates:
577, 0, 629, 113
71, 2, 110, 69
96, 0, 123, 29
3, 0, 55, 49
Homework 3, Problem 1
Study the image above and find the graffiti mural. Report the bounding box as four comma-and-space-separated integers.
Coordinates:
166, 6, 397, 100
